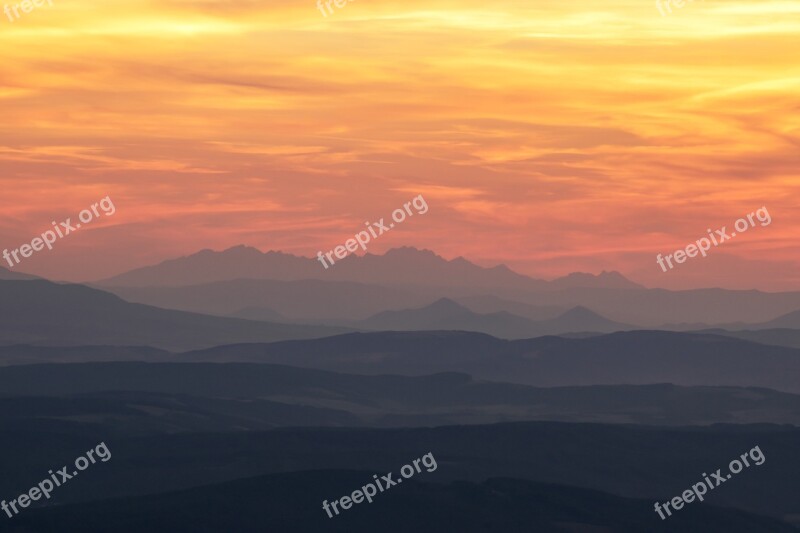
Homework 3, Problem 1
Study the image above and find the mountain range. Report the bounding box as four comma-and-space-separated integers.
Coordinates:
3, 243, 800, 531
91, 247, 800, 326
98, 245, 643, 291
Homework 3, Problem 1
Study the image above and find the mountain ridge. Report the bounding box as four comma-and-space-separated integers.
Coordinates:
96, 245, 643, 291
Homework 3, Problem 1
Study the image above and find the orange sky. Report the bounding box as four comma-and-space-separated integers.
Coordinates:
0, 0, 798, 289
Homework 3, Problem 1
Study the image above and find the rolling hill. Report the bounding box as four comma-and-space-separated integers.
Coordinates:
358, 298, 632, 337
0, 280, 348, 350
180, 330, 800, 393
1, 362, 799, 428
2, 470, 791, 533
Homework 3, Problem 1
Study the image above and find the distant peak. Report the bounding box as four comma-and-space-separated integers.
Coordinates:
559, 272, 594, 279
384, 247, 440, 259
552, 270, 643, 289
385, 246, 429, 254
561, 271, 625, 279
222, 245, 263, 255
188, 245, 264, 258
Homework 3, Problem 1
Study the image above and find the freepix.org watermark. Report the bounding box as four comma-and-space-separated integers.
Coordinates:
654, 445, 765, 520
4, 0, 53, 23
316, 0, 354, 17
3, 196, 116, 269
656, 206, 771, 272
317, 194, 428, 269
2, 442, 111, 519
322, 452, 437, 518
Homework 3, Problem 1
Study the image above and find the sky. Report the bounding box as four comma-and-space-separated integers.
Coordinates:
0, 0, 798, 289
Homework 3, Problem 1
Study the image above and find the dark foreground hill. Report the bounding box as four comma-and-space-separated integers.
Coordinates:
0, 470, 791, 533
0, 422, 797, 521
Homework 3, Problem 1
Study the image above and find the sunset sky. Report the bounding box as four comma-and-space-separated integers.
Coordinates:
0, 0, 798, 289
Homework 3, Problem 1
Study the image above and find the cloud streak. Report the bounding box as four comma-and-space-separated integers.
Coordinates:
0, 0, 797, 287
